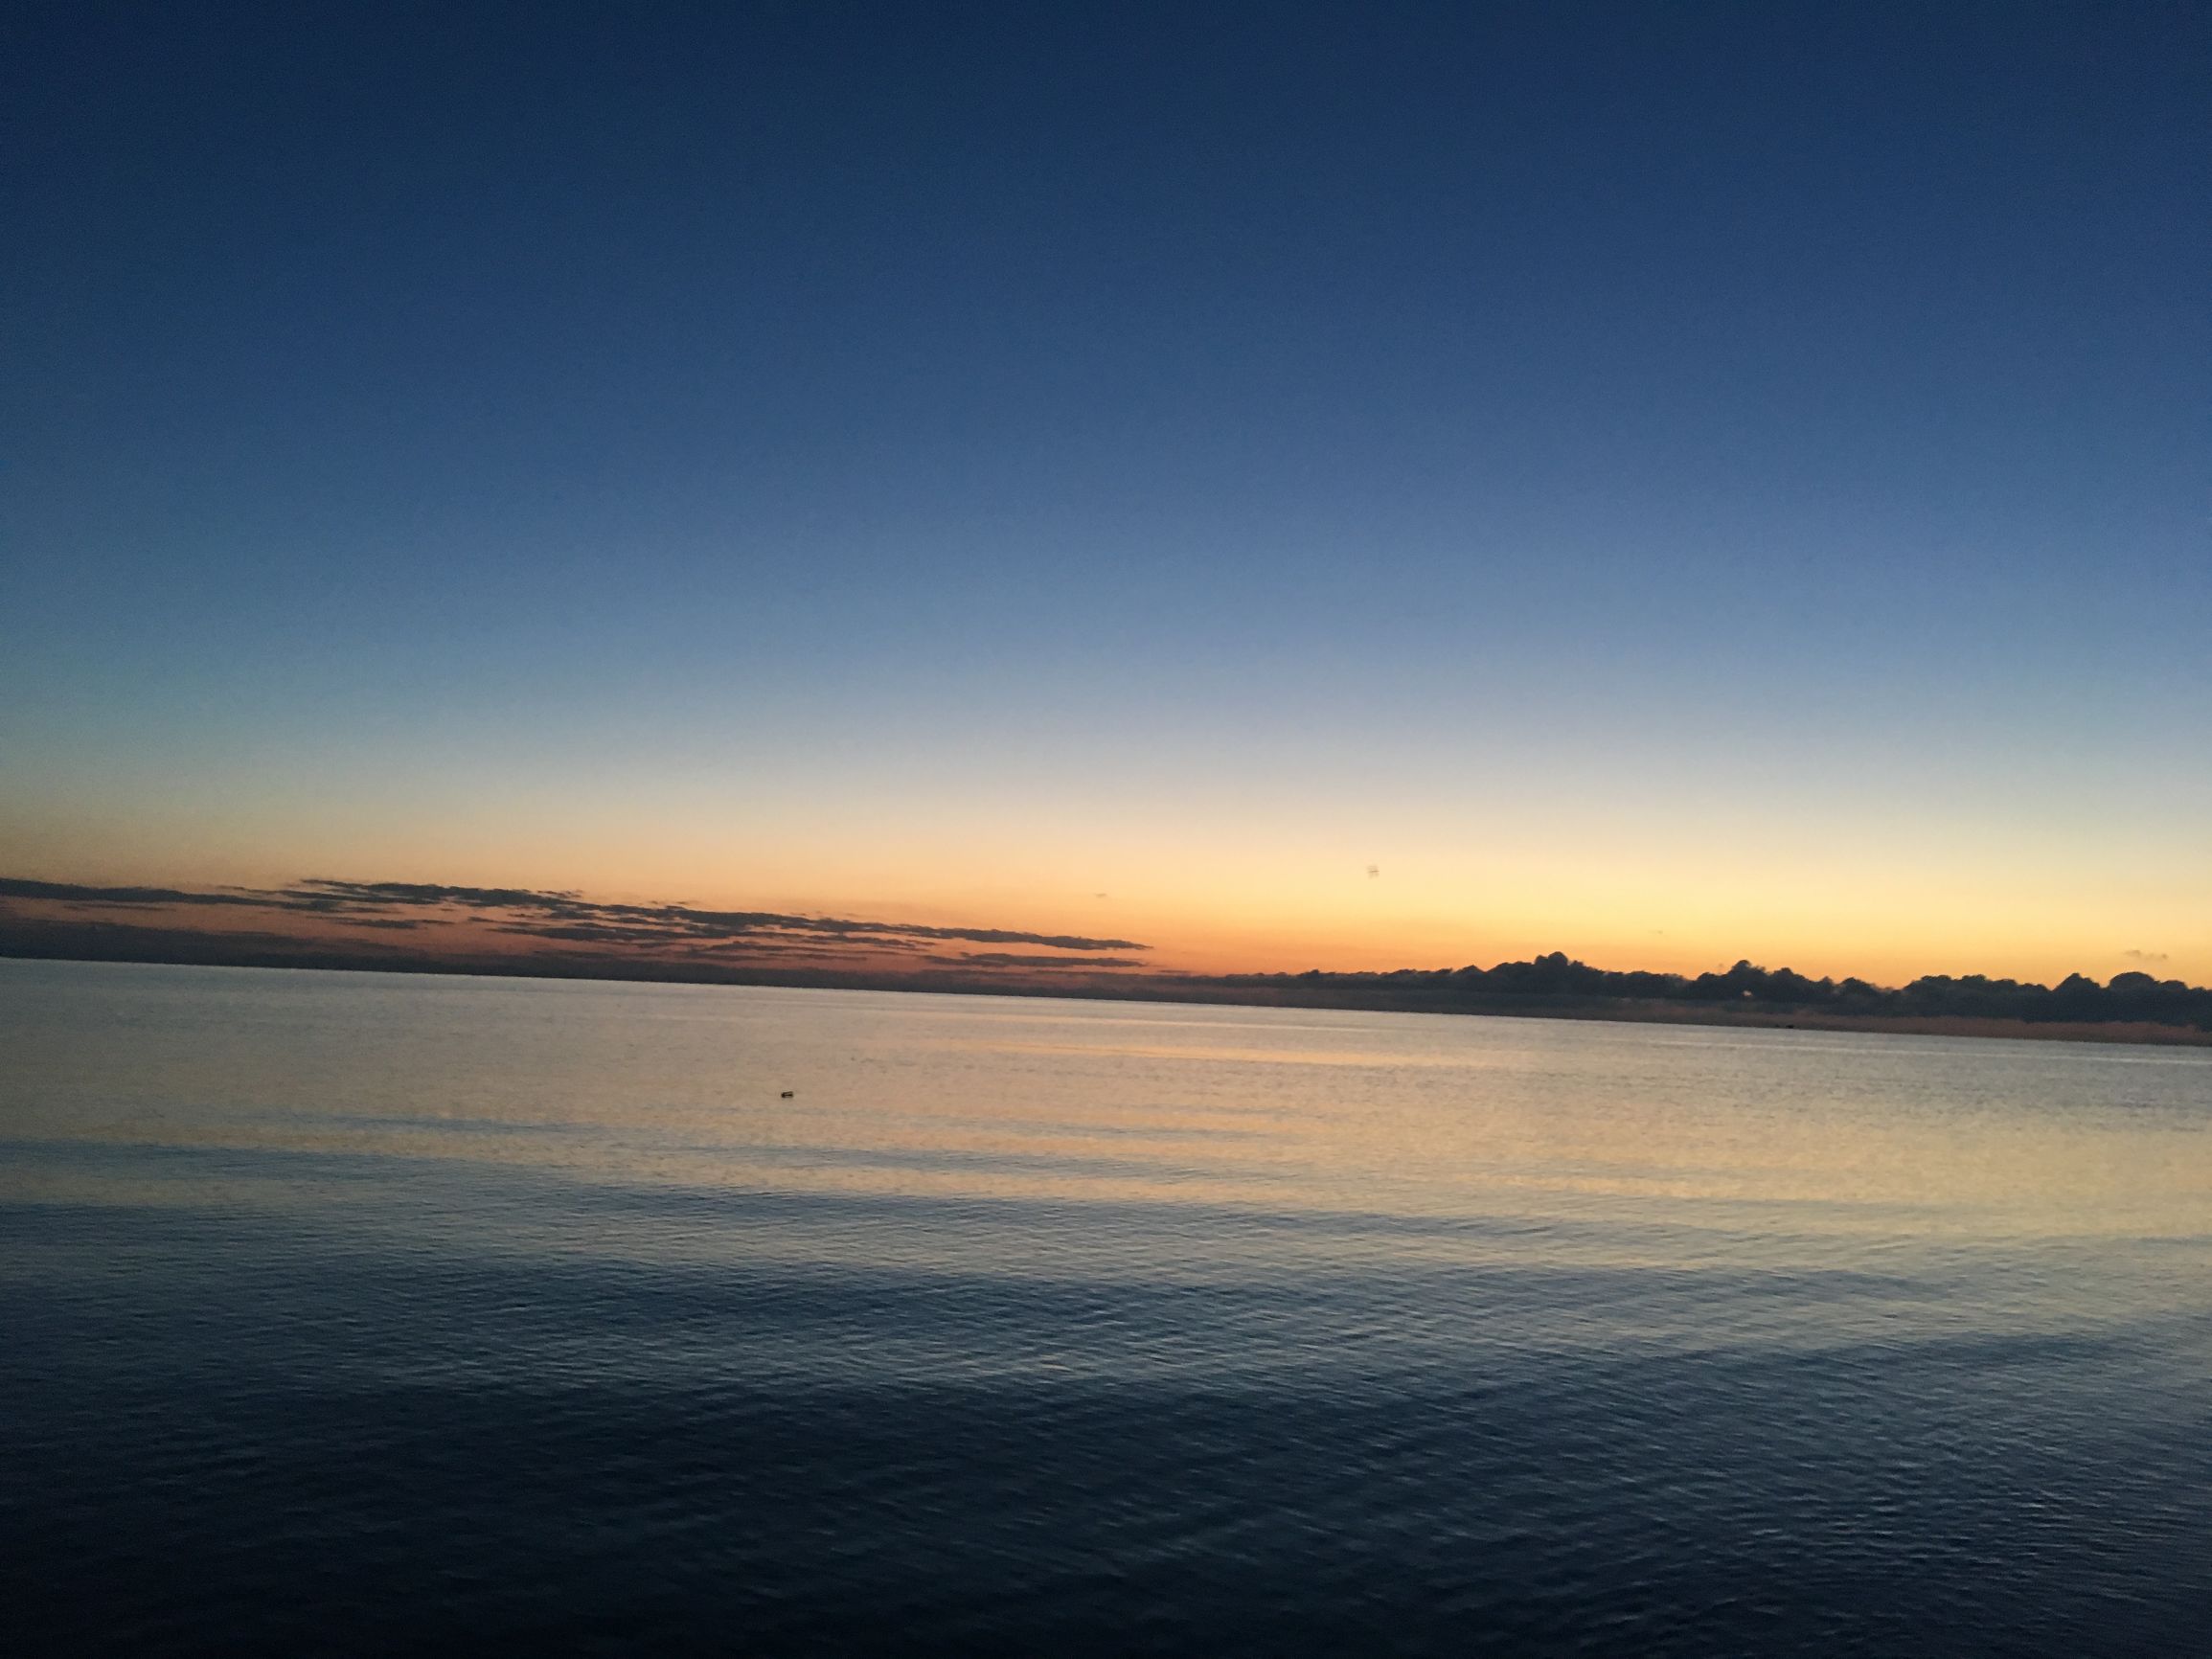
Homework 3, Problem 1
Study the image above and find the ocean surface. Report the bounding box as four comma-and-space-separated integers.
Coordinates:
3, 959, 2208, 1656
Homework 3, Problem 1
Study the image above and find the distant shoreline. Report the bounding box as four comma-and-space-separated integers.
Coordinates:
7, 943, 2208, 1049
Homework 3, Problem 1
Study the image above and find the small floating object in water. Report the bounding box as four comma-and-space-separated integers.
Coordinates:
780, 1089, 795, 1098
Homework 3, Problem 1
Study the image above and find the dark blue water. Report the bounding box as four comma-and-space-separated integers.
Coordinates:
4, 961, 2208, 1654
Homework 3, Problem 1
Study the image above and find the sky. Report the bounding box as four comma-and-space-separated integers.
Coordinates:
3, 0, 2207, 986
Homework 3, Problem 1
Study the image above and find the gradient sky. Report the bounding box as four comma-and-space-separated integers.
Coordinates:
4, 1, 2207, 983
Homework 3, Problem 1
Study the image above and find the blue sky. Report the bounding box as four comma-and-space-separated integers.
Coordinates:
4, 2, 2206, 979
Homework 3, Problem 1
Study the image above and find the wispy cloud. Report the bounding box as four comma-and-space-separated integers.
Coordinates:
0, 875, 1150, 976
0, 877, 282, 910
927, 952, 1149, 969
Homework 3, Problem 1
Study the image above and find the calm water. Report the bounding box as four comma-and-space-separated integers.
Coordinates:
3, 960, 2209, 1655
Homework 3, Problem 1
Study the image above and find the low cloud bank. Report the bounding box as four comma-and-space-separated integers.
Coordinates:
0, 875, 1149, 976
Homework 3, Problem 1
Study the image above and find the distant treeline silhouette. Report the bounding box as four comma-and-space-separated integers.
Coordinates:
1219, 953, 2212, 1030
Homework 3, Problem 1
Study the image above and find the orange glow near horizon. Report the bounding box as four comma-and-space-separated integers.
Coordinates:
3, 827, 2204, 989
5, 743, 2207, 989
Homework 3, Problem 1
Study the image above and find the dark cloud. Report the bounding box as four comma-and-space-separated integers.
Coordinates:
0, 917, 418, 963
928, 952, 1147, 970
692, 933, 929, 954
0, 875, 1150, 966
267, 879, 1147, 950
0, 876, 273, 910
489, 922, 682, 945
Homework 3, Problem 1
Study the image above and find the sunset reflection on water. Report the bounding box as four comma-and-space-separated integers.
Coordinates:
6, 961, 2210, 1653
